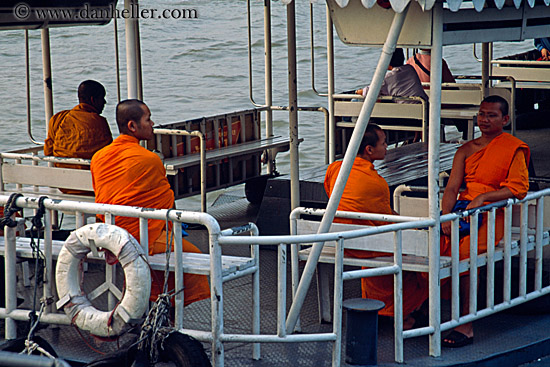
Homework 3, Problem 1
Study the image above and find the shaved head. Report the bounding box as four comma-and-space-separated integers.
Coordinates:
116, 99, 147, 134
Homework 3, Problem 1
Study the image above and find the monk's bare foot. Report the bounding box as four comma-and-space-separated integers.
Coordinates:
403, 315, 415, 330
442, 323, 473, 348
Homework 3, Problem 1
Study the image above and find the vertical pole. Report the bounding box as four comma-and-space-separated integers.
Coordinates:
174, 222, 184, 329
428, 3, 443, 357
125, 0, 138, 99
277, 244, 287, 337
286, 7, 410, 334
44, 209, 53, 313
264, 0, 274, 174
332, 238, 344, 367
41, 28, 54, 125
481, 43, 491, 98
135, 7, 143, 101
5, 224, 17, 339
326, 4, 336, 164
287, 1, 300, 211
210, 232, 224, 367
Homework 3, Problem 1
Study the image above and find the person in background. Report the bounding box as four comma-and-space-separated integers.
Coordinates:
44, 80, 112, 195
356, 48, 428, 104
406, 49, 455, 84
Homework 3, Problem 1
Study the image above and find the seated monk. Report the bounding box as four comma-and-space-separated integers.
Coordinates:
324, 124, 428, 329
440, 95, 530, 347
90, 99, 210, 307
44, 80, 113, 195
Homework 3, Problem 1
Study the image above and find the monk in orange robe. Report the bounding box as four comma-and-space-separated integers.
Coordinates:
324, 124, 428, 327
44, 80, 112, 195
91, 99, 209, 307
440, 95, 530, 347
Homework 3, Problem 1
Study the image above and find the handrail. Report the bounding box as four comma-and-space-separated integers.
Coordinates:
153, 128, 206, 212
491, 59, 550, 66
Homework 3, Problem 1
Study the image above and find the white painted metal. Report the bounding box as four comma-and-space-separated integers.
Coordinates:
520, 202, 529, 296
394, 230, 404, 362
264, 0, 274, 174
332, 238, 344, 367
428, 3, 443, 356
124, 0, 138, 99
285, 7, 410, 335
277, 244, 287, 337
287, 2, 300, 213
327, 5, 336, 163
41, 28, 53, 125
469, 212, 479, 317
174, 219, 184, 329
4, 224, 17, 339
487, 209, 496, 308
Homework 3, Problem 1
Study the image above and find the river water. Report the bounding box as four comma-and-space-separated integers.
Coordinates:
0, 0, 534, 207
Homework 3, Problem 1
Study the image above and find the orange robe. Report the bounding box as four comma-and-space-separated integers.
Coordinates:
441, 133, 530, 261
44, 103, 112, 195
324, 157, 428, 317
91, 135, 210, 306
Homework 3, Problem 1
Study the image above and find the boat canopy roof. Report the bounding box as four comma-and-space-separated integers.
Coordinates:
285, 0, 549, 12
297, 0, 550, 46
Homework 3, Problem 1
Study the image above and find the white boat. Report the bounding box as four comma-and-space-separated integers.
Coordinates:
1, 1, 550, 366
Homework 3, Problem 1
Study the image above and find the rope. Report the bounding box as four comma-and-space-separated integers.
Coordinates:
135, 210, 180, 363
0, 193, 23, 228
22, 339, 56, 359
26, 196, 49, 340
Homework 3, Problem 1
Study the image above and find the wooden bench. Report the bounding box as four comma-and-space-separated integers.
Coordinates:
334, 95, 428, 144
163, 135, 291, 175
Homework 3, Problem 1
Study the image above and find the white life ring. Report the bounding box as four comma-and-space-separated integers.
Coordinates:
55, 223, 151, 337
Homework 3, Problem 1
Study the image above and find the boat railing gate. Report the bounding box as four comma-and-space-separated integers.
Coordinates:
0, 195, 261, 367
290, 186, 550, 363
333, 94, 428, 151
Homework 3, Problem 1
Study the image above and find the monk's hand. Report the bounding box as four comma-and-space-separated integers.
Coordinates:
441, 221, 452, 237
466, 195, 485, 211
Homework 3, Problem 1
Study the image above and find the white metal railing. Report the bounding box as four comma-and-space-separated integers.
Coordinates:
2, 188, 550, 366
0, 195, 259, 367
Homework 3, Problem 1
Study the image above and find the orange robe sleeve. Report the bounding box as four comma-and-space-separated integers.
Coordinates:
324, 157, 428, 318
91, 134, 209, 305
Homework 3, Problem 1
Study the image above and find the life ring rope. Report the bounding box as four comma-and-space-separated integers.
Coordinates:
55, 223, 151, 337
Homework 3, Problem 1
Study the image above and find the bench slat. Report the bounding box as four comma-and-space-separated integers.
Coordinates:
0, 237, 256, 278
297, 220, 429, 256
163, 136, 290, 173
2, 163, 93, 191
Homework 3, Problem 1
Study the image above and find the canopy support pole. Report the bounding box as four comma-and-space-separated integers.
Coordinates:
265, 0, 275, 174
125, 0, 139, 99
41, 28, 53, 126
327, 4, 336, 164
285, 6, 410, 334
429, 3, 443, 358
287, 1, 300, 211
